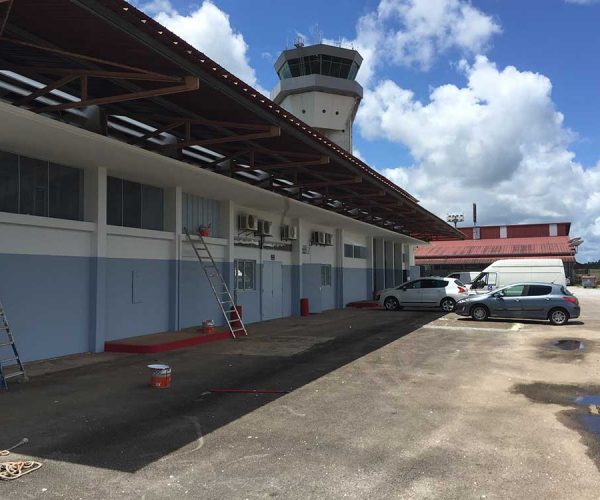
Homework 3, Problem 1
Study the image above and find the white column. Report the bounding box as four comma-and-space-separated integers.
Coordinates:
335, 228, 344, 307
291, 217, 302, 314
89, 166, 107, 352
164, 186, 182, 330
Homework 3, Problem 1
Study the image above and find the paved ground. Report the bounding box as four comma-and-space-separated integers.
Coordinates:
2, 288, 600, 499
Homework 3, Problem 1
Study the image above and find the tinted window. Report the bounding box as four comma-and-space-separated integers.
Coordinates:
527, 285, 552, 296
107, 176, 123, 226
49, 163, 82, 220
433, 280, 448, 288
0, 152, 18, 213
20, 156, 48, 217
403, 280, 421, 289
141, 184, 163, 230
344, 244, 353, 258
502, 285, 526, 297
454, 280, 465, 287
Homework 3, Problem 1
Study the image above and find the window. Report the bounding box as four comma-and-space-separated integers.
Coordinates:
502, 285, 526, 297
527, 285, 552, 296
0, 151, 82, 221
321, 264, 332, 286
344, 243, 367, 259
402, 280, 422, 289
235, 260, 256, 291
107, 176, 164, 230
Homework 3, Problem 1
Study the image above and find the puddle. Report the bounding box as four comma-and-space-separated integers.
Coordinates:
575, 395, 600, 406
580, 415, 600, 436
553, 339, 584, 351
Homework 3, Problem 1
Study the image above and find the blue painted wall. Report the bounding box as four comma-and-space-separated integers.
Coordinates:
105, 258, 171, 341
179, 260, 228, 329
342, 267, 369, 305
0, 253, 91, 362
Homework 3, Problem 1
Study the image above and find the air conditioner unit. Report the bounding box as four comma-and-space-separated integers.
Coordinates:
317, 232, 326, 245
281, 225, 298, 241
257, 219, 273, 236
311, 231, 320, 245
324, 233, 333, 246
239, 214, 258, 231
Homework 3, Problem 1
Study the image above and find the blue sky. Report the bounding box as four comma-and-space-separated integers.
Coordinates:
137, 0, 600, 261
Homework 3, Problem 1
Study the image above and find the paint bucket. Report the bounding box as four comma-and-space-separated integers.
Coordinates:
201, 319, 215, 334
148, 364, 171, 389
199, 226, 211, 237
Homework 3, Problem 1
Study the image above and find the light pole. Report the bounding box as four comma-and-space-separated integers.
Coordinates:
447, 213, 464, 228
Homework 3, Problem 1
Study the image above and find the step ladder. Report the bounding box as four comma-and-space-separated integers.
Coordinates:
0, 298, 27, 390
183, 228, 248, 339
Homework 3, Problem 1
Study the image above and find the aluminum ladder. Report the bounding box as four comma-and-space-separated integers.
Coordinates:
0, 298, 27, 390
183, 228, 248, 339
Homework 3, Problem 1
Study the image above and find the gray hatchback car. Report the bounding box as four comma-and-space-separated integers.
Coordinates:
454, 283, 580, 325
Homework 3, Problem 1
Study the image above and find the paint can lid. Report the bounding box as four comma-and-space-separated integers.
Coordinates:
147, 364, 170, 370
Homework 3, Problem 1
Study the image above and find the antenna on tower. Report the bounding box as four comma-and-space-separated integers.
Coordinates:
294, 36, 304, 48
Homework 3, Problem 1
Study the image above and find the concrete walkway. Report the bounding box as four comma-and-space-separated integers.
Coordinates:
1, 291, 600, 499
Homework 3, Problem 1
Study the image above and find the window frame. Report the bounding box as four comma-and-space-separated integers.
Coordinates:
321, 264, 332, 287
235, 259, 256, 291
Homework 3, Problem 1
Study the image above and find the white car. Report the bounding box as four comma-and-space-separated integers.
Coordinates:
377, 277, 469, 312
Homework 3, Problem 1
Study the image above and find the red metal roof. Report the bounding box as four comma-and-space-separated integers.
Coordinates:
415, 236, 576, 264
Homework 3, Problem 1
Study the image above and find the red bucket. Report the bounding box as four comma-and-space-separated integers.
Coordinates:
148, 364, 171, 389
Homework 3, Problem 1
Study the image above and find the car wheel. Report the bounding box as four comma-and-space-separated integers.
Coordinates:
384, 296, 400, 311
549, 308, 569, 326
440, 297, 456, 312
471, 305, 489, 321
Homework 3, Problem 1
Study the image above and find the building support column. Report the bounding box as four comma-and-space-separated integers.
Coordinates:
335, 228, 344, 308
373, 238, 385, 293
165, 186, 182, 331
88, 166, 107, 353
366, 236, 374, 299
291, 217, 302, 315
220, 200, 236, 297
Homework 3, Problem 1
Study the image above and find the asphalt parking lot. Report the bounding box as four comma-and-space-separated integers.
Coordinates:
2, 288, 600, 499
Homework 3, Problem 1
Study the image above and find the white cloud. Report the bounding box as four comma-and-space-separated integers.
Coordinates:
325, 0, 500, 86
357, 57, 600, 261
138, 0, 267, 95
564, 0, 600, 4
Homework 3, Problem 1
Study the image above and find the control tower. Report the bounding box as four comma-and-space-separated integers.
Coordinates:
271, 42, 363, 152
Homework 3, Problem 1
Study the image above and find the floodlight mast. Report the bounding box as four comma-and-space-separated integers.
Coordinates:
446, 213, 464, 228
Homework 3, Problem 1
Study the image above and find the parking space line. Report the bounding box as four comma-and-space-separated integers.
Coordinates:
422, 323, 524, 333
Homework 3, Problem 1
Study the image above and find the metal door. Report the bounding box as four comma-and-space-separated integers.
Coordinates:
262, 261, 283, 320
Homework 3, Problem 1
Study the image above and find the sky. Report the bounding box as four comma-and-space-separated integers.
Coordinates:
133, 0, 600, 262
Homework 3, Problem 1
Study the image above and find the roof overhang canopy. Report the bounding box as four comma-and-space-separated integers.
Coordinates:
0, 0, 463, 241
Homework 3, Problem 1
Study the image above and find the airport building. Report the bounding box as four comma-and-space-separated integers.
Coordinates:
0, 0, 461, 362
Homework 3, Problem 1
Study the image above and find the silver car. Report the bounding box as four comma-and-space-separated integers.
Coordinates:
377, 277, 469, 312
454, 282, 580, 325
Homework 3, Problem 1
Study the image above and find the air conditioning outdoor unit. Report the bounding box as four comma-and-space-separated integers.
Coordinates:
311, 231, 320, 245
317, 232, 326, 245
281, 225, 298, 241
257, 219, 273, 236
324, 233, 333, 246
239, 213, 258, 231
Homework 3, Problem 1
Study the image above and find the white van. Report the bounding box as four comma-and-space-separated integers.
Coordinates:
469, 259, 566, 293
446, 271, 480, 284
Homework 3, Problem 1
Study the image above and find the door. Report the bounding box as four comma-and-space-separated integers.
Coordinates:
519, 284, 552, 318
261, 261, 283, 320
395, 279, 423, 306
420, 279, 447, 305
491, 284, 526, 317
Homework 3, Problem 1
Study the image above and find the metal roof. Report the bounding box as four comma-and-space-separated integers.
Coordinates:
415, 236, 577, 264
0, 0, 463, 241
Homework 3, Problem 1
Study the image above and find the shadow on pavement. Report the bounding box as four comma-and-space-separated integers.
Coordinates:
0, 309, 442, 472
